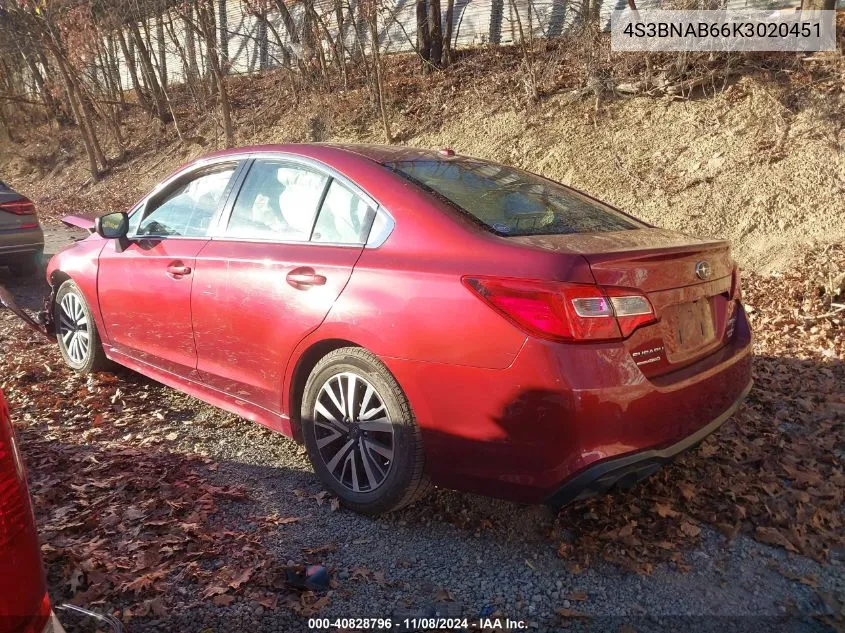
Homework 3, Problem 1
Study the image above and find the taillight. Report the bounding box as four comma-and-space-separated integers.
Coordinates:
0, 393, 51, 633
603, 288, 657, 338
730, 266, 742, 300
463, 277, 657, 342
0, 396, 31, 548
0, 199, 36, 216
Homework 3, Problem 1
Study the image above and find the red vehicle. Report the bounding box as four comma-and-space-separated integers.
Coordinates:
1, 145, 751, 515
0, 391, 64, 633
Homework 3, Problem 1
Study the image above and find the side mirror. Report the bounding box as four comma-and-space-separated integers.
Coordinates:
95, 211, 129, 239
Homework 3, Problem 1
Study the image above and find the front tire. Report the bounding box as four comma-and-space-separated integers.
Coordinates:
301, 347, 428, 515
54, 280, 111, 374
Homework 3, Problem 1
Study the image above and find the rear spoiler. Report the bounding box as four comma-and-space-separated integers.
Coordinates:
61, 215, 95, 233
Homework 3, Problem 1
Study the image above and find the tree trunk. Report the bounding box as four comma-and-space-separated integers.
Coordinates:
348, 2, 373, 90
589, 0, 601, 24
299, 0, 319, 76
106, 35, 125, 106
0, 106, 13, 142
801, 0, 835, 8
198, 0, 234, 147
311, 5, 343, 79
428, 0, 443, 68
416, 0, 432, 66
94, 42, 115, 102
335, 0, 348, 86
50, 36, 108, 171
368, 14, 392, 143
183, 7, 200, 83
117, 29, 153, 114
156, 13, 168, 87
272, 0, 300, 44
128, 21, 171, 123
218, 0, 229, 68
508, 0, 538, 101
443, 0, 454, 66
49, 47, 102, 179
20, 50, 62, 123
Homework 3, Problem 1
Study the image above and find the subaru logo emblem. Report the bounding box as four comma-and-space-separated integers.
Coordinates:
695, 261, 712, 280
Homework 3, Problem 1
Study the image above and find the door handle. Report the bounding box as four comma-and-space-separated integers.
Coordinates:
166, 263, 192, 277
286, 268, 327, 288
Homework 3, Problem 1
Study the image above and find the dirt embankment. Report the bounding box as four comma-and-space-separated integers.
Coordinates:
1, 66, 843, 274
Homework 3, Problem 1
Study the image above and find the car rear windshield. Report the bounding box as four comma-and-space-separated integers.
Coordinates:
385, 158, 642, 236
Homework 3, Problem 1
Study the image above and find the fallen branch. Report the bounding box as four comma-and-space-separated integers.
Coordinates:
665, 67, 744, 97
801, 303, 845, 323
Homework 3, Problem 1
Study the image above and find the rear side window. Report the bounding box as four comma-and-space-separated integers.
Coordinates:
385, 158, 642, 237
312, 181, 375, 244
227, 161, 328, 241
137, 166, 235, 238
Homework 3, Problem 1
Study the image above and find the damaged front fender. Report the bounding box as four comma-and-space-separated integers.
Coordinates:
0, 284, 56, 341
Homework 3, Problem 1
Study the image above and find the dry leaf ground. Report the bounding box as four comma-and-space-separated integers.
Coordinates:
0, 231, 842, 633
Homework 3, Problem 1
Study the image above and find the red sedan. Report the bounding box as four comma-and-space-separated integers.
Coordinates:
7, 145, 752, 514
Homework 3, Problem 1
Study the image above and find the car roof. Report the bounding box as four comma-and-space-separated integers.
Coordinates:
199, 143, 450, 166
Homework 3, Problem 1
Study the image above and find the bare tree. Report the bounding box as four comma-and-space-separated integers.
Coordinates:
416, 0, 432, 65
801, 0, 835, 8
442, 0, 455, 66
180, 0, 235, 147
364, 0, 392, 142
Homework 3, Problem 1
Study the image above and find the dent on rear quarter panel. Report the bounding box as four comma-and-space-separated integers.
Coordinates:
47, 237, 109, 343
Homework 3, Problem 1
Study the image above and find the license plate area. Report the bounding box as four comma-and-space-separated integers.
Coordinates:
662, 298, 716, 362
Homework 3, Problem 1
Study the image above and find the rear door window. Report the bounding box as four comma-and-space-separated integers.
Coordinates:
311, 181, 375, 244
226, 161, 329, 241
385, 158, 643, 236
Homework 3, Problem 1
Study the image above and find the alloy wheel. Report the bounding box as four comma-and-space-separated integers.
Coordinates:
313, 372, 394, 493
58, 292, 90, 364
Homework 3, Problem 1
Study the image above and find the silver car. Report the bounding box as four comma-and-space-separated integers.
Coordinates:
0, 179, 43, 276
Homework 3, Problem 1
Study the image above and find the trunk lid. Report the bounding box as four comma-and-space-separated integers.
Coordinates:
511, 228, 737, 376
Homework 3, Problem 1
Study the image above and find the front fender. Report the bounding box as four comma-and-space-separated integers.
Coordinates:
46, 237, 109, 345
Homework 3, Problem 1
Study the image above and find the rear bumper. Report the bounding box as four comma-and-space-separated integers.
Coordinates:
382, 305, 753, 504
0, 227, 44, 260
544, 379, 752, 507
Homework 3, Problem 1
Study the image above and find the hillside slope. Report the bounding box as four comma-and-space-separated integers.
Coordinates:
1, 67, 843, 273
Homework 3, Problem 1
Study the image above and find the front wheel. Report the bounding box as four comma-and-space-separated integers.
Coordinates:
54, 280, 111, 374
301, 347, 429, 515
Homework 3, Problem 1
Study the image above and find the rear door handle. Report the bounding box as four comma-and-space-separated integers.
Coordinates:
166, 263, 192, 277
286, 267, 327, 288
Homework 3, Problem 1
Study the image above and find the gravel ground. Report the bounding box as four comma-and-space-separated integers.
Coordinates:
2, 226, 842, 633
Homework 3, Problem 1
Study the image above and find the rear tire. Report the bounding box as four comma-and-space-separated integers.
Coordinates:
54, 280, 111, 374
301, 347, 429, 515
